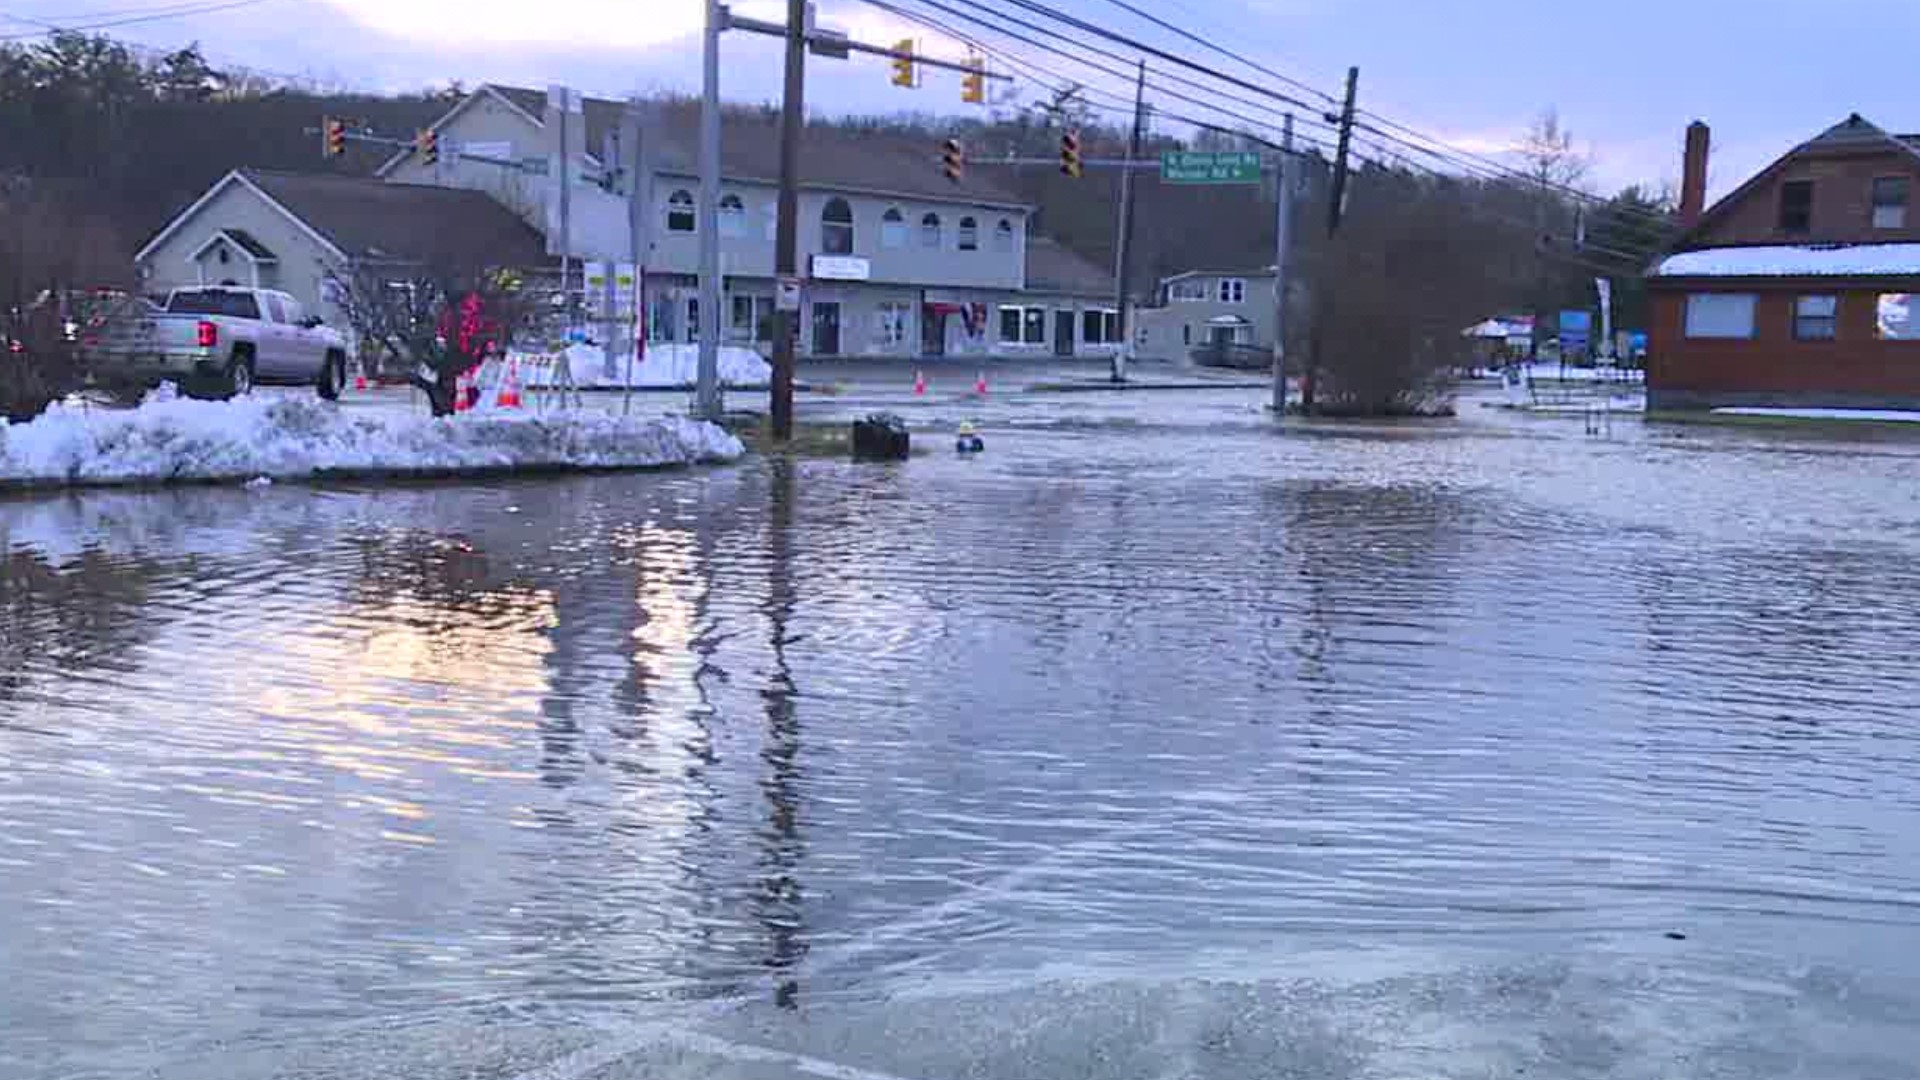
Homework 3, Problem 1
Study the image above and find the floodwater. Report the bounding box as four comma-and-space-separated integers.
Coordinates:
6, 392, 1920, 1079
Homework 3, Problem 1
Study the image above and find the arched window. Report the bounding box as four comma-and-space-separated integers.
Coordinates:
993, 218, 1014, 253
920, 212, 942, 249
665, 189, 695, 233
881, 207, 907, 250
820, 197, 854, 255
958, 216, 979, 251
718, 193, 746, 238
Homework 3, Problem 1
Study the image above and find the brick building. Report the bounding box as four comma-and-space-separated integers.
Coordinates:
1646, 114, 1920, 410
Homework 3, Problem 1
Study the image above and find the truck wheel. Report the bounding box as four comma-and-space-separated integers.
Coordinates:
317, 350, 346, 401
221, 353, 254, 400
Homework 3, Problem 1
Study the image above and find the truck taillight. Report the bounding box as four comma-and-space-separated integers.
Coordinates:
196, 320, 217, 348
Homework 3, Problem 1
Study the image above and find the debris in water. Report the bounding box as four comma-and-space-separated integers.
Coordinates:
1665, 931, 1687, 940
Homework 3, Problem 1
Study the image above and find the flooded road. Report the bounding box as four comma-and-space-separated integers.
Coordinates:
6, 393, 1920, 1078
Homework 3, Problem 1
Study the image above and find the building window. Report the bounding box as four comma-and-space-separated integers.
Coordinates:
1878, 294, 1918, 340
958, 216, 978, 251
718, 194, 746, 238
1168, 279, 1206, 302
820, 197, 854, 255
1684, 293, 1758, 339
875, 301, 913, 350
998, 305, 1046, 344
729, 294, 771, 342
1872, 177, 1910, 230
994, 218, 1014, 253
666, 189, 695, 233
881, 208, 907, 249
1218, 277, 1246, 303
920, 212, 942, 249
1778, 179, 1812, 233
1081, 308, 1120, 344
1793, 295, 1837, 341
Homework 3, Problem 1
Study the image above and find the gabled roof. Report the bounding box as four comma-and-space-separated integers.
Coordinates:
136, 169, 349, 264
1684, 113, 1920, 245
241, 170, 552, 267
1160, 266, 1277, 284
188, 228, 277, 264
1025, 235, 1114, 297
457, 84, 1029, 209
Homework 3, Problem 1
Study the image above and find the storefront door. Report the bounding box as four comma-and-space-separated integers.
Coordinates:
1053, 309, 1075, 357
811, 301, 841, 356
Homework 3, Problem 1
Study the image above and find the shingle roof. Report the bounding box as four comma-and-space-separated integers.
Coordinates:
486, 85, 1027, 208
220, 228, 276, 261
243, 170, 551, 267
1026, 235, 1114, 297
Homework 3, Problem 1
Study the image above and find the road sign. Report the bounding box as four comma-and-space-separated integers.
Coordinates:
1160, 150, 1262, 184
1558, 309, 1592, 353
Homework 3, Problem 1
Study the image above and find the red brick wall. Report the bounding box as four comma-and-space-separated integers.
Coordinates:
1648, 283, 1920, 407
1698, 148, 1920, 247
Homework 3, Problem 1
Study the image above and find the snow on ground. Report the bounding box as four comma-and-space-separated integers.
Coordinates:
0, 392, 743, 488
517, 343, 772, 389
1713, 406, 1920, 423
1477, 363, 1645, 384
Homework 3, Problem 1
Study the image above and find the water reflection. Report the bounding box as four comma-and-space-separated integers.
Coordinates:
755, 459, 806, 1009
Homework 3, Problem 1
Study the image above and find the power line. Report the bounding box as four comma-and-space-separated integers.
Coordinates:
0, 0, 280, 40
1086, 0, 1337, 107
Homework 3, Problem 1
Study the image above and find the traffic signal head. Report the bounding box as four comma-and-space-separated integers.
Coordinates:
1059, 129, 1082, 178
416, 128, 439, 165
960, 61, 984, 105
941, 138, 963, 184
323, 116, 346, 158
889, 39, 915, 88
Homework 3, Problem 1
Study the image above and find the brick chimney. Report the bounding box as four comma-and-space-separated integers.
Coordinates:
1679, 120, 1710, 228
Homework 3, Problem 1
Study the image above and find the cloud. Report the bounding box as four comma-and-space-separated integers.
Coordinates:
314, 0, 703, 50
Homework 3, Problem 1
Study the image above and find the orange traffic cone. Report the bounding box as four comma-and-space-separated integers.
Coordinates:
913, 369, 927, 395
453, 370, 472, 413
353, 371, 368, 392
974, 370, 988, 395
497, 359, 523, 410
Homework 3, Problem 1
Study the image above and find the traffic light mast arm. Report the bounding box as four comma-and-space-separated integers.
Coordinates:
725, 11, 1009, 78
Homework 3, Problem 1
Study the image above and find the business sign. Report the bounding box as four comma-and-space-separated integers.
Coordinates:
775, 276, 803, 312
810, 255, 871, 281
1558, 309, 1592, 353
1160, 150, 1262, 184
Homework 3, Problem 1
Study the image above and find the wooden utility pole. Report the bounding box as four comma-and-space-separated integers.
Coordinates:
1302, 65, 1358, 414
1110, 60, 1146, 383
769, 0, 807, 441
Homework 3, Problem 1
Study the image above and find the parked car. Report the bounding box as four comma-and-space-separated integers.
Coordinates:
84, 286, 348, 400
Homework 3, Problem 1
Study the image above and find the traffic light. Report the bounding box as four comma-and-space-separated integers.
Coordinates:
1059, 129, 1082, 178
322, 116, 346, 158
889, 39, 915, 88
941, 138, 963, 184
415, 127, 439, 166
960, 58, 985, 104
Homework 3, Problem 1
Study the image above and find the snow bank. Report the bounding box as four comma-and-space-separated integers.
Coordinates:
1713, 406, 1920, 423
1480, 363, 1645, 384
0, 394, 743, 488
518, 343, 772, 389
1652, 243, 1920, 278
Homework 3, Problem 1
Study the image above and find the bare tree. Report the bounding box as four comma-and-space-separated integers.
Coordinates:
1517, 107, 1591, 191
325, 259, 537, 416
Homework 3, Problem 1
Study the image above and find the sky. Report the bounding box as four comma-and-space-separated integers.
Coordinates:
8, 0, 1920, 200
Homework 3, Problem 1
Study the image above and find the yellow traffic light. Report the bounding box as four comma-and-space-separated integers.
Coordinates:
941, 138, 963, 183
1059, 129, 1082, 178
323, 116, 346, 158
889, 38, 915, 88
960, 57, 985, 104
416, 127, 439, 166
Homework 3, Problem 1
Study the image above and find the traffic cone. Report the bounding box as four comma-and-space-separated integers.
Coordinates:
497, 358, 523, 410
974, 370, 988, 395
353, 370, 368, 392
453, 370, 472, 413
913, 369, 927, 395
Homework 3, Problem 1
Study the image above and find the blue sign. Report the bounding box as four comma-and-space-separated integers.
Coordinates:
1558, 310, 1592, 351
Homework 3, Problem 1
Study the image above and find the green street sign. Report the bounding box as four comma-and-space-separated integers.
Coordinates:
1159, 150, 1263, 184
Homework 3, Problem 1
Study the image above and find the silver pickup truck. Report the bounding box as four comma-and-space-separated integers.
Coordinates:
87, 286, 349, 400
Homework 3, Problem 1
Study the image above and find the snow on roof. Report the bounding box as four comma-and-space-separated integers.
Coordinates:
1652, 243, 1920, 279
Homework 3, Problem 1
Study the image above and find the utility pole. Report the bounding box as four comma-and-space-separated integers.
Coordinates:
1110, 59, 1146, 383
695, 0, 725, 419
1271, 113, 1293, 415
1303, 65, 1358, 414
557, 87, 573, 335
769, 0, 806, 441
622, 98, 652, 416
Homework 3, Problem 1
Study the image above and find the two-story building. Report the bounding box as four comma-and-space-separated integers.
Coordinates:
135, 83, 1119, 363
1131, 267, 1278, 363
1647, 114, 1920, 410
